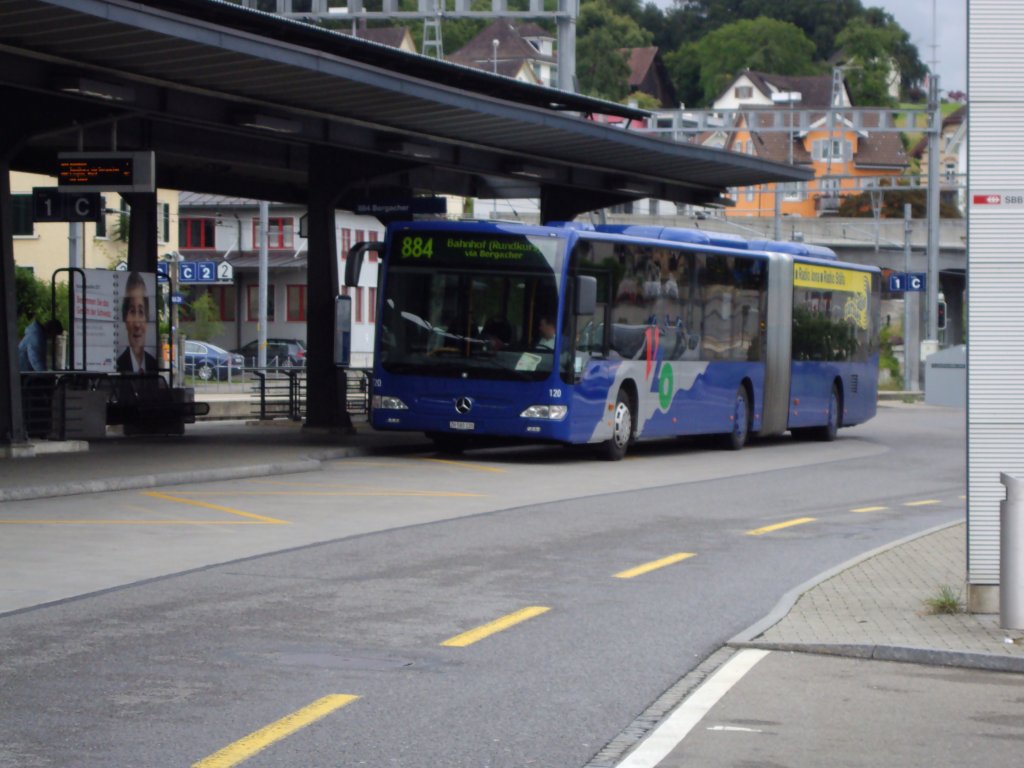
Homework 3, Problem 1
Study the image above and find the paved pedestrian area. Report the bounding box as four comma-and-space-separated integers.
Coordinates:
745, 522, 1024, 666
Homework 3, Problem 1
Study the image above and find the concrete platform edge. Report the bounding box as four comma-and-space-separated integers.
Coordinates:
0, 458, 324, 502
727, 641, 1024, 674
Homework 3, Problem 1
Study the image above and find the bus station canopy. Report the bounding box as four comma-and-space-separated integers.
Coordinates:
0, 0, 812, 215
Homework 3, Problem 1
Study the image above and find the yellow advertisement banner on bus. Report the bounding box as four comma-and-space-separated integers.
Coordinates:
793, 263, 871, 329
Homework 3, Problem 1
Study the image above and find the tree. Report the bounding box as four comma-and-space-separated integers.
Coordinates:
577, 1, 652, 101
837, 183, 963, 219
181, 293, 223, 343
663, 43, 704, 109
835, 17, 902, 106
690, 17, 820, 104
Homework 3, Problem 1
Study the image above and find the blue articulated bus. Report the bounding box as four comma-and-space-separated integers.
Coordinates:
345, 220, 880, 460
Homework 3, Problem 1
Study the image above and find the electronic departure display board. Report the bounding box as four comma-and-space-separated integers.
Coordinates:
57, 151, 155, 193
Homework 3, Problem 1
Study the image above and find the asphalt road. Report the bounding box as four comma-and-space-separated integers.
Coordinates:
0, 405, 965, 767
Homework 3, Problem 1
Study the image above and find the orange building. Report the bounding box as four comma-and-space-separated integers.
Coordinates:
703, 71, 908, 217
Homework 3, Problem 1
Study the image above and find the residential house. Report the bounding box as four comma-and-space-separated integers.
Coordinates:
10, 170, 178, 281
341, 24, 417, 54
625, 47, 678, 108
911, 105, 967, 214
447, 19, 556, 86
177, 193, 384, 366
705, 71, 907, 217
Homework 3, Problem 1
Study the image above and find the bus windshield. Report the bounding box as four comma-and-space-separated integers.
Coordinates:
379, 230, 565, 380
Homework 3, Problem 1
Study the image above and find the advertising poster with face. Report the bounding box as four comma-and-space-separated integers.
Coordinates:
71, 269, 157, 373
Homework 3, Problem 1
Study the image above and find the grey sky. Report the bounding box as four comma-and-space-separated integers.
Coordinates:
869, 0, 966, 94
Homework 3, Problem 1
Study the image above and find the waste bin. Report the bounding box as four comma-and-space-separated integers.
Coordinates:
1000, 473, 1024, 630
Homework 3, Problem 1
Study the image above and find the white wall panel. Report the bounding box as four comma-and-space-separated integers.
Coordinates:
968, 1, 1024, 584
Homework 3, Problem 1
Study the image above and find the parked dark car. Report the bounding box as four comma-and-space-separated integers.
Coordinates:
183, 340, 244, 381
235, 338, 306, 367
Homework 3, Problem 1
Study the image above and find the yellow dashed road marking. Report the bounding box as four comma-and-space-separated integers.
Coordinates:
903, 499, 941, 507
417, 457, 508, 474
746, 517, 817, 536
614, 553, 696, 579
441, 606, 550, 647
851, 506, 889, 513
192, 694, 358, 768
143, 492, 288, 524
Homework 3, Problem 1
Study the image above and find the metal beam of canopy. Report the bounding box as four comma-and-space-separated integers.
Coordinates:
0, 0, 811, 441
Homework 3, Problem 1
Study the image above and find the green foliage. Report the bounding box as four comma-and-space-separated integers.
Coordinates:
623, 90, 662, 109
878, 322, 901, 386
691, 17, 820, 104
835, 17, 901, 106
837, 182, 963, 219
181, 293, 223, 343
923, 584, 963, 615
577, 1, 652, 101
14, 269, 68, 337
663, 43, 703, 108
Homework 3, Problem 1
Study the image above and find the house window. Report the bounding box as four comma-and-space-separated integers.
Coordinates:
12, 195, 33, 236
745, 186, 756, 202
253, 217, 294, 249
781, 182, 804, 201
159, 202, 171, 244
369, 287, 376, 323
341, 228, 352, 259
945, 162, 958, 183
180, 218, 215, 249
247, 284, 275, 322
287, 284, 306, 322
813, 139, 852, 161
368, 230, 379, 261
734, 86, 753, 99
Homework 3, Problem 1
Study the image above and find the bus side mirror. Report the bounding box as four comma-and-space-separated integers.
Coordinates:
344, 241, 382, 287
575, 275, 597, 315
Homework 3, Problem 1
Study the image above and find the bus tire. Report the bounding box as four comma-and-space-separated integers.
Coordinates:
602, 389, 633, 461
724, 385, 751, 451
814, 384, 841, 442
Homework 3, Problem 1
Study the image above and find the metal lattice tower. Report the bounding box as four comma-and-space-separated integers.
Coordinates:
239, 0, 579, 93
421, 0, 444, 59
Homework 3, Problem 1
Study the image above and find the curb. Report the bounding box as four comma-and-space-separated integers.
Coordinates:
0, 459, 323, 502
728, 641, 1024, 674
729, 519, 964, 645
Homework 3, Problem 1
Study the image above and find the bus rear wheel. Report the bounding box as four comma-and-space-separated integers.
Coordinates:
724, 386, 751, 450
601, 389, 633, 461
814, 384, 841, 441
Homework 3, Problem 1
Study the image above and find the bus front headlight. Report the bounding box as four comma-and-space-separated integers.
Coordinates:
519, 404, 567, 420
373, 395, 409, 410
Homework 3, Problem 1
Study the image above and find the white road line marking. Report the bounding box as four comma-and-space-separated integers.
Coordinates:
614, 649, 770, 768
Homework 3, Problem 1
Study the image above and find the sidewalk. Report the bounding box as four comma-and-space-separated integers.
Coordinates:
736, 521, 1024, 670
0, 416, 432, 502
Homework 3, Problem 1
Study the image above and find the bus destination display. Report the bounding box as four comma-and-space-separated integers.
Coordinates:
395, 232, 560, 271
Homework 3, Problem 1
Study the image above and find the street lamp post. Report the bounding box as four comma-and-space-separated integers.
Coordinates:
770, 91, 802, 240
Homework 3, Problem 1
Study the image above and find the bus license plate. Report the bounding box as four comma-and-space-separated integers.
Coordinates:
449, 420, 475, 431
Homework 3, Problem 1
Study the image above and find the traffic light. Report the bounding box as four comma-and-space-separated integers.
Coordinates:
937, 300, 947, 331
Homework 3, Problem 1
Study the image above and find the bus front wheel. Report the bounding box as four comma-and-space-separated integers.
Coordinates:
602, 389, 633, 461
724, 386, 751, 450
